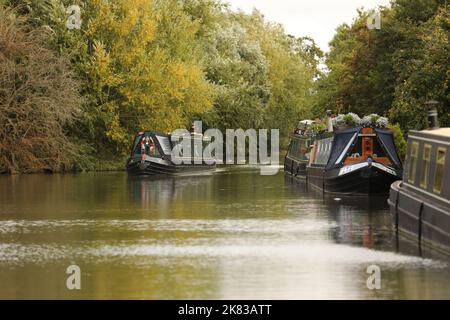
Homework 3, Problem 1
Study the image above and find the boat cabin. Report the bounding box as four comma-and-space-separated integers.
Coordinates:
127, 130, 216, 176
343, 128, 396, 167
130, 131, 171, 160
285, 120, 403, 194
388, 118, 450, 253
294, 127, 402, 172
129, 131, 216, 164
402, 127, 450, 200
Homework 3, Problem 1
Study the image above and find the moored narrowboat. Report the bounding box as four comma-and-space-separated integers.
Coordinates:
284, 120, 316, 177
388, 102, 450, 253
285, 112, 403, 194
126, 130, 216, 176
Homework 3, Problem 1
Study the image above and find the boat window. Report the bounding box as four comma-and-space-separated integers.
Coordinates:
433, 147, 447, 194
288, 139, 301, 160
144, 136, 161, 157
132, 135, 143, 156
420, 144, 432, 189
314, 137, 333, 165
294, 140, 299, 159
151, 139, 161, 157
348, 137, 362, 158
289, 139, 311, 161
348, 137, 387, 159
288, 140, 294, 158
407, 141, 419, 184
290, 140, 295, 158
302, 139, 310, 161
293, 140, 298, 158
372, 139, 387, 158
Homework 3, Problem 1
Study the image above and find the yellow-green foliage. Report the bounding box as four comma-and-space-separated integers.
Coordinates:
312, 0, 449, 132
388, 123, 407, 161
3, 0, 321, 170
85, 0, 213, 154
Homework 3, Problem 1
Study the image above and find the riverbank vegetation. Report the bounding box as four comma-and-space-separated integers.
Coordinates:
0, 0, 448, 173
312, 0, 449, 131
0, 5, 83, 173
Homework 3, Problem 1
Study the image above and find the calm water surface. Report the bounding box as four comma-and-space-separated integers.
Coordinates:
0, 167, 449, 299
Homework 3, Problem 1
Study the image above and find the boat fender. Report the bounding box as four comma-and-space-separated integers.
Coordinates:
418, 201, 424, 245
394, 188, 401, 232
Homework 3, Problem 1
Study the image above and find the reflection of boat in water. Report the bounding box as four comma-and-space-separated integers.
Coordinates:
126, 130, 216, 176
285, 111, 403, 194
128, 174, 214, 210
285, 174, 390, 210
285, 174, 391, 249
389, 102, 450, 254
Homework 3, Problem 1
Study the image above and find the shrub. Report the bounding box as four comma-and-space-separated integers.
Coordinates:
0, 6, 82, 173
387, 123, 407, 161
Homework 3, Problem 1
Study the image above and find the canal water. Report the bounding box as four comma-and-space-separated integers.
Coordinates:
0, 167, 449, 299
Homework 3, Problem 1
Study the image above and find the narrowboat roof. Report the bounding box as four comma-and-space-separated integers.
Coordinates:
290, 133, 312, 139
408, 127, 450, 143
325, 126, 402, 170
423, 128, 450, 137
137, 131, 170, 137
137, 131, 211, 140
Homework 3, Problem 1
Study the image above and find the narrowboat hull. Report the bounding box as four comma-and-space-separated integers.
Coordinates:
126, 157, 216, 176
389, 180, 450, 254
284, 155, 308, 178
305, 162, 401, 195
285, 126, 403, 195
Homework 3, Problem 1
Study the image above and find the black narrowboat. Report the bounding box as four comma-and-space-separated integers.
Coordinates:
126, 131, 216, 176
389, 103, 450, 253
283, 120, 316, 178
285, 113, 403, 194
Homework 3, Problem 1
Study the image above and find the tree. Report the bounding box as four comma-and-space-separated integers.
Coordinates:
389, 3, 450, 129
81, 0, 214, 155
201, 9, 319, 147
3, 0, 320, 167
312, 0, 449, 131
0, 5, 82, 173
201, 11, 270, 131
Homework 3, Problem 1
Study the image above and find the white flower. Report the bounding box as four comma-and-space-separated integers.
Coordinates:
376, 116, 389, 128
360, 115, 372, 127
332, 114, 346, 126
331, 113, 388, 128
347, 113, 361, 125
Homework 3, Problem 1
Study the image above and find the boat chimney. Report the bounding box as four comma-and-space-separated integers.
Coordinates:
326, 110, 334, 132
425, 100, 440, 130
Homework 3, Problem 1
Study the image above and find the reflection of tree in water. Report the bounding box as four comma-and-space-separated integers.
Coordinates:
127, 175, 213, 212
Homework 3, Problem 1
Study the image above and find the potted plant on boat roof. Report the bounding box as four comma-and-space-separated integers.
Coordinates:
332, 112, 361, 130
332, 112, 389, 130
360, 113, 389, 128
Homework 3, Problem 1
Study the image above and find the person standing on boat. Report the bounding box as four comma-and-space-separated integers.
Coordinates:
142, 136, 156, 156
148, 137, 156, 156
141, 137, 146, 155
